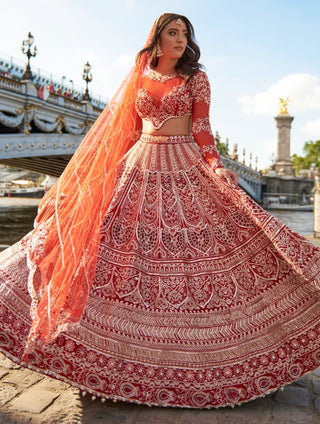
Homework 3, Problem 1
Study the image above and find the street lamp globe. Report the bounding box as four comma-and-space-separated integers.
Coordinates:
21, 32, 37, 81
25, 32, 34, 46
82, 61, 93, 102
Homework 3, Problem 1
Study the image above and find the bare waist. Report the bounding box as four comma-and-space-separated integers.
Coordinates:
142, 115, 191, 136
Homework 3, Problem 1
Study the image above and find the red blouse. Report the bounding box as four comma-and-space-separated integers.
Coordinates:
134, 69, 223, 170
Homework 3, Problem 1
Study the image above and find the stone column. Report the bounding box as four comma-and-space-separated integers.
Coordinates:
314, 176, 320, 238
274, 113, 294, 176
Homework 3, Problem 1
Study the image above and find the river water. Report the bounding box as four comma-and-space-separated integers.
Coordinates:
0, 197, 315, 246
0, 198, 39, 245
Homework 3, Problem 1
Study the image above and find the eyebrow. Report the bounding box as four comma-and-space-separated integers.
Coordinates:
167, 27, 188, 32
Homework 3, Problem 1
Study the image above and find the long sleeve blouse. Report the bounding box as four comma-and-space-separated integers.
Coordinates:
133, 69, 224, 170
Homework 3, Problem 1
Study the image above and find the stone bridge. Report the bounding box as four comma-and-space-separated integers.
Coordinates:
220, 156, 264, 202
0, 75, 103, 176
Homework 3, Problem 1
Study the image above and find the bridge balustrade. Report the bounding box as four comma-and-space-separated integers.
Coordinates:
221, 156, 265, 202
0, 77, 101, 176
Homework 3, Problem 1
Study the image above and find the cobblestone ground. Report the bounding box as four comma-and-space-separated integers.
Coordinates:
1, 237, 320, 424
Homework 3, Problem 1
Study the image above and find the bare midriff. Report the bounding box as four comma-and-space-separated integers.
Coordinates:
142, 115, 191, 136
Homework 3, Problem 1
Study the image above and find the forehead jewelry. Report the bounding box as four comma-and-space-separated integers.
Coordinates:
176, 18, 184, 26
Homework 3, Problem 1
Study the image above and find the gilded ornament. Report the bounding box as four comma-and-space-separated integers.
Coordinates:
176, 18, 184, 26
278, 97, 292, 115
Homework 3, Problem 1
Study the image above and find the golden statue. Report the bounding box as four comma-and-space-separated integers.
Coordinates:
278, 97, 292, 115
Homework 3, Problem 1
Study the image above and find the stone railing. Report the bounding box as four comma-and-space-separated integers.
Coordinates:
221, 156, 265, 202
0, 74, 106, 114
0, 75, 24, 94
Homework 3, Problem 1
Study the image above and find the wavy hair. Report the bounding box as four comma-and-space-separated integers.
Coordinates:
136, 13, 202, 81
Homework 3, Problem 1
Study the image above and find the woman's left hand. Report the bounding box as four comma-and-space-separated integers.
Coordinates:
214, 167, 238, 188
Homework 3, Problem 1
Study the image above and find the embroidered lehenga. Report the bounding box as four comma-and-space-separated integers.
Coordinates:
1, 68, 320, 409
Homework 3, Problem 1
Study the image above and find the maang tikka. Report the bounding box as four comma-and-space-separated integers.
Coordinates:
176, 18, 184, 25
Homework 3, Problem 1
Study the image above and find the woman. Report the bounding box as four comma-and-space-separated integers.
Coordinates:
0, 13, 320, 409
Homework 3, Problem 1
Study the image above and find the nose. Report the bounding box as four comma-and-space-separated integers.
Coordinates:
177, 33, 185, 43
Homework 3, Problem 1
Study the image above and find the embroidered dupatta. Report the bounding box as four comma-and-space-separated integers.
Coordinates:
25, 27, 154, 351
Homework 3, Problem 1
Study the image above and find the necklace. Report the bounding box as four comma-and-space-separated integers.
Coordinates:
147, 70, 179, 83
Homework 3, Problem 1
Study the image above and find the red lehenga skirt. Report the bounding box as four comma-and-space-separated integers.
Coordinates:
1, 134, 320, 408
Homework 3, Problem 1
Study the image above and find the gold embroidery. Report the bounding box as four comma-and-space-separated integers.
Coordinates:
146, 70, 179, 82
199, 144, 219, 155
192, 117, 212, 135
136, 86, 192, 129
189, 71, 211, 105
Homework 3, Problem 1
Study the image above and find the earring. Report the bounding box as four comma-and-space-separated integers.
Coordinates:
156, 44, 163, 57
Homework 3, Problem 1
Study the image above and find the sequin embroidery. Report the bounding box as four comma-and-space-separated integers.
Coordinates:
135, 70, 223, 169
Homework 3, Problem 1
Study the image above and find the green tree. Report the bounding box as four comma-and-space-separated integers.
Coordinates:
291, 139, 320, 175
215, 131, 228, 156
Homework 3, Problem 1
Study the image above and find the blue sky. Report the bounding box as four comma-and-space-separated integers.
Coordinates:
1, 0, 319, 169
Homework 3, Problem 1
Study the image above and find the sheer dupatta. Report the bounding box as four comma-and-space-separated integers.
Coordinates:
25, 26, 154, 353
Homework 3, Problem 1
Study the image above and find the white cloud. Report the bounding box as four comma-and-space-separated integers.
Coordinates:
112, 54, 135, 70
238, 73, 320, 116
301, 117, 320, 138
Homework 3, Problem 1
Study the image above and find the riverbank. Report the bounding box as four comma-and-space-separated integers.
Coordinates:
0, 197, 40, 207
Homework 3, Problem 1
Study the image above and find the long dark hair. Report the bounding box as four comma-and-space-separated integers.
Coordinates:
136, 13, 202, 81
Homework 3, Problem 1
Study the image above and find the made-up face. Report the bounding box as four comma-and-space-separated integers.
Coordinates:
158, 19, 188, 60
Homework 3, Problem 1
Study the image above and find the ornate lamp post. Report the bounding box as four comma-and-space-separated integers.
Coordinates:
82, 61, 92, 101
21, 32, 37, 81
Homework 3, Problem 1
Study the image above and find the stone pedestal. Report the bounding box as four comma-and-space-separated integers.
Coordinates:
21, 81, 37, 97
274, 114, 294, 176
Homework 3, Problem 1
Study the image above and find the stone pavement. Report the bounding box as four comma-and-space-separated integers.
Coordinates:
0, 234, 320, 424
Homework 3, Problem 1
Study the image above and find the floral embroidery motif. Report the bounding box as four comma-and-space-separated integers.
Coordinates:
192, 117, 212, 135
136, 86, 192, 129
199, 144, 219, 155
210, 157, 224, 169
188, 71, 211, 105
135, 70, 223, 169
199, 144, 224, 169
27, 216, 53, 258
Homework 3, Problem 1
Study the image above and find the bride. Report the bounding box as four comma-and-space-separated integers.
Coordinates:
0, 13, 320, 408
